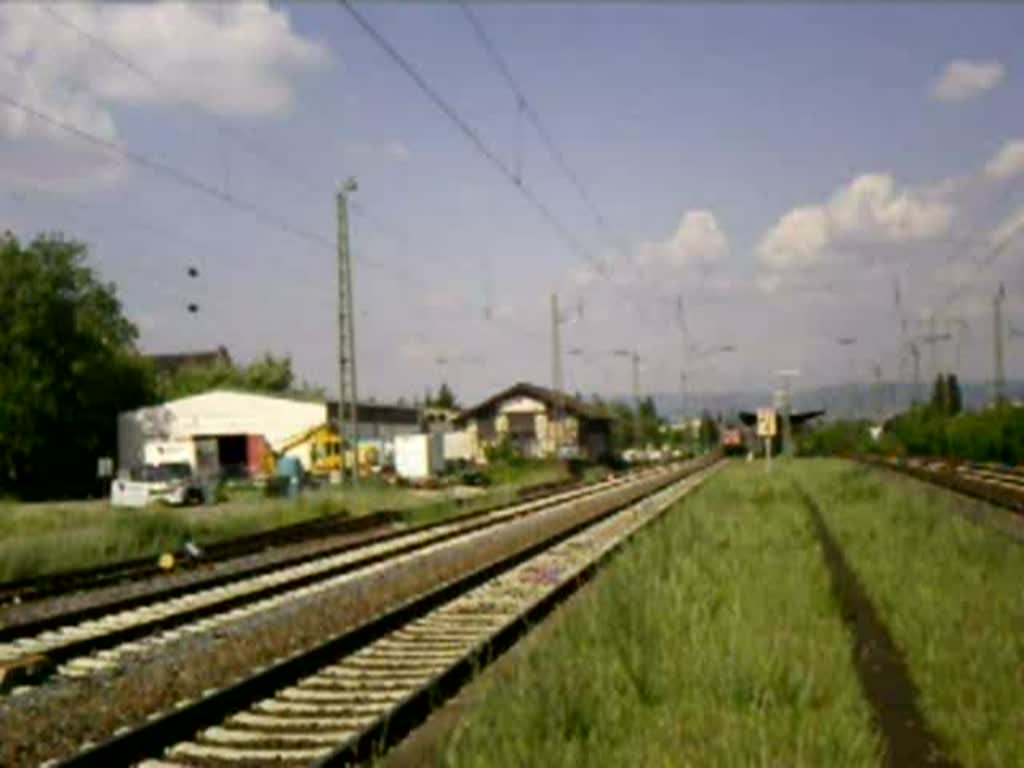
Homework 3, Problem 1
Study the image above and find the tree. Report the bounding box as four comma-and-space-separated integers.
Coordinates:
930, 373, 949, 414
606, 401, 636, 452
435, 381, 458, 409
156, 352, 303, 400
243, 353, 293, 392
636, 395, 664, 447
698, 410, 719, 450
0, 234, 156, 499
947, 373, 962, 415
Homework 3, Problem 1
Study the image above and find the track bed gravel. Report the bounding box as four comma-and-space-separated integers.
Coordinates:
0, 523, 398, 631
0, 468, 683, 767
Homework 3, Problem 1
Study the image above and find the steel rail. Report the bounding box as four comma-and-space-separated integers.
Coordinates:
56, 458, 720, 767
0, 472, 650, 688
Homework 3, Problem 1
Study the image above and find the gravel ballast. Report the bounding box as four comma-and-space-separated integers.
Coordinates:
0, 467, 690, 767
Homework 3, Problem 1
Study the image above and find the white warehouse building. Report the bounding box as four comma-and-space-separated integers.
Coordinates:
118, 391, 326, 478
118, 390, 422, 478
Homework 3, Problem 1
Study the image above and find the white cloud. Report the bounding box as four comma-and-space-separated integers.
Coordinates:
985, 139, 1024, 181
0, 1, 330, 144
990, 206, 1024, 250
829, 174, 953, 242
756, 173, 954, 271
755, 274, 781, 296
930, 59, 1006, 103
397, 339, 437, 364
757, 206, 830, 272
637, 210, 728, 270
424, 288, 464, 312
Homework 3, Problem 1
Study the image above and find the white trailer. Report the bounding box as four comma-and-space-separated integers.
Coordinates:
394, 433, 444, 480
442, 431, 473, 463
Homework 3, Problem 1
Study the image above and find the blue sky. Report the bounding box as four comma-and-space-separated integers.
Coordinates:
2, 2, 1022, 406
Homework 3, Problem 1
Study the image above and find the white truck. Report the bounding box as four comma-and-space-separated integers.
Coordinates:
110, 462, 206, 508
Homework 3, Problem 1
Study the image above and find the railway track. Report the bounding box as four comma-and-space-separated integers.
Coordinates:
862, 456, 1024, 514
0, 477, 584, 607
57, 459, 721, 767
0, 468, 667, 691
0, 511, 396, 607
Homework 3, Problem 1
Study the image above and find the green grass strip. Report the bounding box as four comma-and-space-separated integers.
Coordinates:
0, 462, 570, 582
438, 463, 880, 767
793, 459, 1024, 768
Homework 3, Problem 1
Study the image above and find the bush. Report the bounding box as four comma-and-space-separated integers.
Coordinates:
484, 436, 525, 465
797, 421, 875, 457
884, 405, 1019, 466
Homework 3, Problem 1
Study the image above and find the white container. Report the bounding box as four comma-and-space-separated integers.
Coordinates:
394, 433, 444, 480
442, 431, 472, 462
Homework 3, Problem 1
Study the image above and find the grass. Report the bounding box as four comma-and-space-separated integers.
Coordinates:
437, 463, 880, 767
479, 459, 567, 488
0, 460, 571, 583
795, 459, 1024, 767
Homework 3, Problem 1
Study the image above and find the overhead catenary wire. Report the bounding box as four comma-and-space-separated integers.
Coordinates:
24, 11, 555, 344
40, 4, 416, 252
338, 0, 607, 278
0, 93, 340, 252
456, 1, 669, 317
1, 88, 548, 353
41, 6, 320, 202
6, 186, 209, 312
456, 3, 618, 242
6, 13, 600, 388
938, 211, 1024, 313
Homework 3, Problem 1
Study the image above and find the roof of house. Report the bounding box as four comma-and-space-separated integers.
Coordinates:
147, 346, 232, 375
737, 409, 826, 427
327, 400, 421, 426
457, 382, 613, 423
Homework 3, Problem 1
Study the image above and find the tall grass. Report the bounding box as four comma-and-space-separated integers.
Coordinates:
439, 464, 880, 767
0, 464, 571, 583
796, 459, 1024, 767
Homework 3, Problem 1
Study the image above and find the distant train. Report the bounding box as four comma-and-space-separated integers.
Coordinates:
721, 428, 746, 456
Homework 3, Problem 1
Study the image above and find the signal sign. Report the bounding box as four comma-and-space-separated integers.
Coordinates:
756, 408, 777, 438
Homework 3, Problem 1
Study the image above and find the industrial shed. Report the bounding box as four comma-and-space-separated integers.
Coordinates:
118, 391, 325, 478
457, 382, 613, 462
327, 401, 421, 441
118, 391, 423, 477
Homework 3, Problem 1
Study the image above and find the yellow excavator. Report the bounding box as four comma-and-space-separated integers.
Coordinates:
263, 424, 380, 478
262, 424, 345, 478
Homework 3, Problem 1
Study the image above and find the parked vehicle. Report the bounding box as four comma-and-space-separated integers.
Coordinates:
111, 462, 205, 507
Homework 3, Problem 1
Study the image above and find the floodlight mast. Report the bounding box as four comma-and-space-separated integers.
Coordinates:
774, 369, 801, 456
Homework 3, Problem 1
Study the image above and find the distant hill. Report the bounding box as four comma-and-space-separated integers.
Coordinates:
643, 380, 1024, 423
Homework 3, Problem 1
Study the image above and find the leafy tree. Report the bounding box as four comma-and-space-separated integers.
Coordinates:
0, 234, 155, 499
698, 410, 719, 450
156, 353, 303, 400
635, 395, 664, 447
930, 373, 949, 414
947, 373, 962, 415
421, 382, 459, 409
435, 381, 458, 409
243, 353, 293, 392
606, 401, 636, 452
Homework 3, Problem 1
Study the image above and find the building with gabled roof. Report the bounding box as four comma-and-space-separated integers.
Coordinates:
456, 382, 613, 462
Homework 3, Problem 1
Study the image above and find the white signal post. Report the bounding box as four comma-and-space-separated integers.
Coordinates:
756, 407, 777, 471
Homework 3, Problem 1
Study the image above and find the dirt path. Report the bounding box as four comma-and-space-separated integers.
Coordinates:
796, 482, 960, 768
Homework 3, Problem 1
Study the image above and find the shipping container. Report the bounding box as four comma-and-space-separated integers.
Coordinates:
394, 433, 444, 480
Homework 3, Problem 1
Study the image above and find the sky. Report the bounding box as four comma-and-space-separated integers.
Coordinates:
2, 2, 1023, 406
